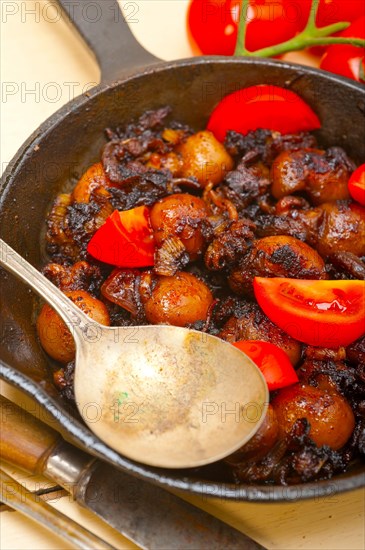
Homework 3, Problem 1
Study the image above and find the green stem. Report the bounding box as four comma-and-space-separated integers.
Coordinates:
314, 22, 350, 36
305, 0, 320, 32
234, 0, 250, 56
234, 0, 365, 59
249, 36, 365, 59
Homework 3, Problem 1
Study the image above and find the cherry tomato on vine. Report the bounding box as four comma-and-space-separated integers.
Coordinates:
254, 278, 365, 349
87, 206, 155, 267
187, 0, 365, 56
233, 340, 298, 390
207, 85, 321, 142
310, 1, 365, 55
320, 17, 365, 82
187, 0, 308, 55
315, 0, 364, 27
348, 164, 365, 206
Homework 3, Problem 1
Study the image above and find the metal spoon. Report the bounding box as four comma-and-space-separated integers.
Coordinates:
0, 239, 268, 468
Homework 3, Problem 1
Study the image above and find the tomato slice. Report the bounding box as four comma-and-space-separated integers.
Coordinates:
233, 340, 298, 391
87, 206, 155, 267
254, 278, 365, 348
207, 85, 321, 142
348, 164, 365, 206
320, 17, 365, 82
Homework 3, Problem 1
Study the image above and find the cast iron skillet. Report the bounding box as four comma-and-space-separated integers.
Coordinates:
1, 0, 364, 501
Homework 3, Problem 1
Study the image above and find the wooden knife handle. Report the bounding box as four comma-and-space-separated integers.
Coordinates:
0, 395, 61, 474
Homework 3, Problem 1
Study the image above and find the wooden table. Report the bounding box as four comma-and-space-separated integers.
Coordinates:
1, 2, 364, 549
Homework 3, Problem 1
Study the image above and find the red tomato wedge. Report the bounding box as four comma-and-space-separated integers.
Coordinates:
87, 206, 155, 267
254, 278, 365, 348
233, 340, 298, 391
207, 85, 321, 142
348, 164, 365, 206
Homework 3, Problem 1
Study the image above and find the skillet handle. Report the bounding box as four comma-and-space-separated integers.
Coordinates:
56, 0, 161, 82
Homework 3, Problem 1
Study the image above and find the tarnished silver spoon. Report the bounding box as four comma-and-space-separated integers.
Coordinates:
0, 239, 268, 468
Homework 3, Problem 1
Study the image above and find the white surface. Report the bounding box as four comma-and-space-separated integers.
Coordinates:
0, 0, 192, 170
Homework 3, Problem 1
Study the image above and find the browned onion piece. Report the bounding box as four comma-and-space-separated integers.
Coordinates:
101, 269, 140, 315
154, 236, 189, 276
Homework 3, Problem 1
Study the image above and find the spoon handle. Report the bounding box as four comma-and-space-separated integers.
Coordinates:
0, 239, 92, 342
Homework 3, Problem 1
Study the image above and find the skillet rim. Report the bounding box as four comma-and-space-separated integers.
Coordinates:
1, 359, 364, 501
1, 55, 364, 196
1, 56, 365, 501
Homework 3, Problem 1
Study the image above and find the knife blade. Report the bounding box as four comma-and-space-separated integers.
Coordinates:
0, 395, 265, 549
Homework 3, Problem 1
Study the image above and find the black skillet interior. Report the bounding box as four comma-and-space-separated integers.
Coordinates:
1, 0, 364, 501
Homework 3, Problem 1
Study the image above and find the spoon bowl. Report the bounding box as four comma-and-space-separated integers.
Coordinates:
0, 239, 268, 468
